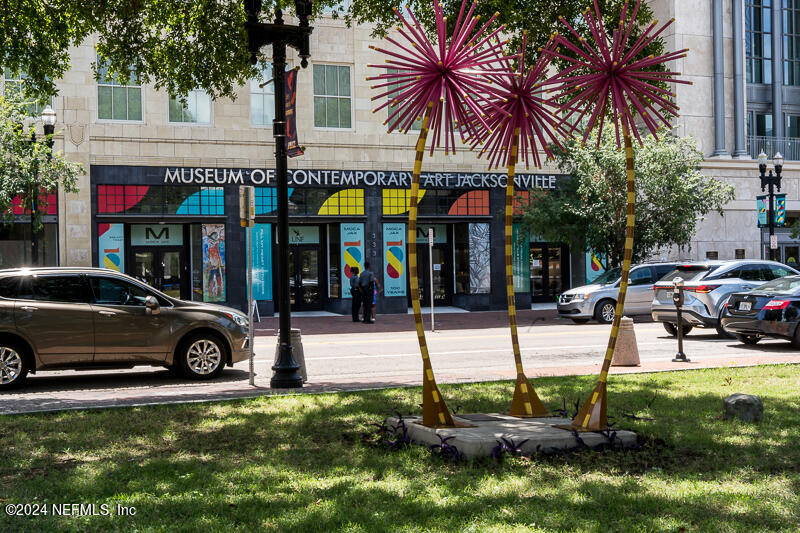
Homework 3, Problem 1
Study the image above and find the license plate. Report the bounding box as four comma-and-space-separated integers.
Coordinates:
738, 301, 752, 311
664, 291, 672, 299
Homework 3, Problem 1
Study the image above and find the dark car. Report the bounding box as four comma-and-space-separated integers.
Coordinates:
721, 275, 800, 346
0, 267, 250, 390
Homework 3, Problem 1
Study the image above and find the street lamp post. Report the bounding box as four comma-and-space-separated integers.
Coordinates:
758, 150, 784, 261
33, 106, 57, 266
244, 0, 312, 388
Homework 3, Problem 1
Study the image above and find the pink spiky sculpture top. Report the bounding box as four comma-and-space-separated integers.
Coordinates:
471, 35, 568, 170
367, 0, 510, 154
545, 0, 690, 146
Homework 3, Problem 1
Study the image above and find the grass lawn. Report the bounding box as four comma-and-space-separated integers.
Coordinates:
1, 364, 799, 532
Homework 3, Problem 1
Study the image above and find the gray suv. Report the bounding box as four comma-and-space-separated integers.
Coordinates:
651, 260, 798, 337
557, 262, 680, 323
0, 268, 250, 390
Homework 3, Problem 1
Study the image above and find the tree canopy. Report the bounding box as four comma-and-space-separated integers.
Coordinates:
3, 0, 658, 102
519, 130, 736, 269
0, 95, 81, 229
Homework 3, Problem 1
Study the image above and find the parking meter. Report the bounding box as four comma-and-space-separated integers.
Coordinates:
671, 277, 690, 362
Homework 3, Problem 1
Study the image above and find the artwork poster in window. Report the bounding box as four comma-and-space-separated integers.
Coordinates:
98, 223, 124, 272
340, 223, 364, 299
383, 223, 407, 297
202, 224, 226, 302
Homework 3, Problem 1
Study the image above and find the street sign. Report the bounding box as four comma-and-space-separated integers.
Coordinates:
770, 235, 778, 249
428, 227, 434, 246
239, 186, 255, 227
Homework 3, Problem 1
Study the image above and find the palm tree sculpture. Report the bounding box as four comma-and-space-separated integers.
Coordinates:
545, 0, 689, 431
367, 0, 510, 427
470, 33, 568, 417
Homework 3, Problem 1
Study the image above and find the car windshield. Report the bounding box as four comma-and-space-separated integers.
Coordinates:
752, 276, 800, 294
659, 266, 716, 282
592, 267, 622, 285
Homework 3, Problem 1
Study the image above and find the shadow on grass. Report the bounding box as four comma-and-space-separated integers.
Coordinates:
1, 365, 799, 532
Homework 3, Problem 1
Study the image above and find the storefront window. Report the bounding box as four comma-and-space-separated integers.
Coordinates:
0, 223, 57, 268
415, 190, 490, 217
190, 225, 203, 301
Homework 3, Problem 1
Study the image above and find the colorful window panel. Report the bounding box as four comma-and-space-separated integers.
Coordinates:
513, 191, 530, 216
10, 190, 58, 215
97, 185, 224, 216
448, 190, 490, 216
255, 187, 295, 215
174, 187, 224, 215
382, 189, 427, 215
317, 189, 364, 215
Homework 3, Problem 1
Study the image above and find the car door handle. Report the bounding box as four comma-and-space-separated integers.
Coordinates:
20, 306, 38, 312
98, 310, 117, 317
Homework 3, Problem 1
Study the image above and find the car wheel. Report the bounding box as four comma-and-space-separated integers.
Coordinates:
792, 326, 800, 349
594, 299, 616, 324
715, 310, 735, 339
663, 322, 693, 337
176, 333, 227, 380
734, 334, 761, 345
0, 342, 30, 390
571, 318, 591, 324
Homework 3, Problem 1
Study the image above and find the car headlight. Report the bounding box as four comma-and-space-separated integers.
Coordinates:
572, 293, 589, 302
224, 312, 249, 328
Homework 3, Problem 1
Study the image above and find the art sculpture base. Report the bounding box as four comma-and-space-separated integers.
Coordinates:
387, 414, 637, 458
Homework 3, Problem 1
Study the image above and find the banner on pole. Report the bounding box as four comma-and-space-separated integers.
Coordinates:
383, 223, 407, 297
775, 194, 786, 226
757, 195, 768, 227
340, 223, 364, 299
251, 223, 272, 300
285, 68, 304, 158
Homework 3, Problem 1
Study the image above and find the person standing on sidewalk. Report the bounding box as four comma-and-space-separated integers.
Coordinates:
358, 262, 376, 324
349, 266, 361, 322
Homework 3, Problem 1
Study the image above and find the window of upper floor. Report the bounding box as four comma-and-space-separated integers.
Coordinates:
784, 0, 800, 84
313, 64, 352, 129
746, 0, 773, 84
168, 89, 211, 125
250, 62, 293, 127
2, 68, 53, 116
96, 56, 142, 121
747, 111, 773, 136
386, 68, 422, 132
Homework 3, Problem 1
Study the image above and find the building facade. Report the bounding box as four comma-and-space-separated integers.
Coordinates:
3, 1, 800, 313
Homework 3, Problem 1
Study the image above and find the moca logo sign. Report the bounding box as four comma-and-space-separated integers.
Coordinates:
130, 224, 184, 246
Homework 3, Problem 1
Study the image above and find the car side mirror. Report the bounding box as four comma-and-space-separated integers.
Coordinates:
145, 295, 160, 315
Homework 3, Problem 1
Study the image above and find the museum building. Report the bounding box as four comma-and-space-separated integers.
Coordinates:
91, 164, 572, 314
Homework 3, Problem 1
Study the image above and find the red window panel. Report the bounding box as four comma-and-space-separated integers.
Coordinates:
448, 190, 489, 216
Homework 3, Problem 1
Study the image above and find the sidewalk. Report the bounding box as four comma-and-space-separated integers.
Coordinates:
3, 350, 797, 416
255, 306, 560, 336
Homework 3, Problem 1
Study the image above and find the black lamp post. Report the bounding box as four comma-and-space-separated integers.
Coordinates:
758, 150, 784, 261
27, 106, 57, 266
244, 0, 312, 388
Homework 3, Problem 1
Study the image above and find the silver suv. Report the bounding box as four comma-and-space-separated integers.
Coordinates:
651, 260, 798, 337
557, 262, 680, 324
0, 267, 251, 390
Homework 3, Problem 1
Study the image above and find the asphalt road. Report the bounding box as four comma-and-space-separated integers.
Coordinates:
3, 319, 798, 414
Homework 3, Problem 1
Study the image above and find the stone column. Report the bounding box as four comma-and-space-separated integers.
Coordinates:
713, 0, 728, 156
733, 0, 748, 156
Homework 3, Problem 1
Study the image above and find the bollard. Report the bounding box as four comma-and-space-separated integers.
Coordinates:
274, 328, 307, 382
671, 277, 691, 362
611, 316, 640, 366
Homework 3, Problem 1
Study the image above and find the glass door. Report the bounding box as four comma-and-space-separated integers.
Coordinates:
530, 243, 569, 302
413, 244, 452, 307
132, 247, 185, 299
288, 245, 322, 310
782, 245, 799, 269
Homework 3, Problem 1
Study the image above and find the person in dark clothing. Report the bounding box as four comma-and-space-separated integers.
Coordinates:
349, 266, 361, 322
358, 262, 376, 323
